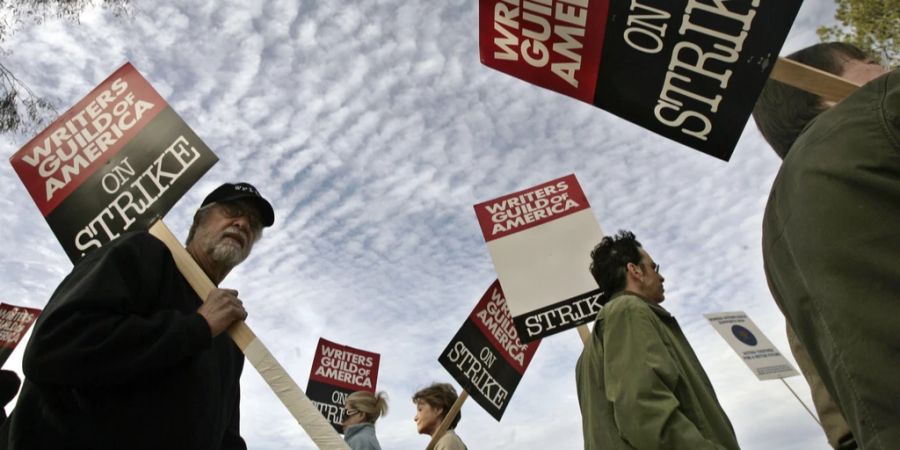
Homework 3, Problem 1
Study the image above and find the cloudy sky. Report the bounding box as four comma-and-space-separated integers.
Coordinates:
1, 1, 842, 449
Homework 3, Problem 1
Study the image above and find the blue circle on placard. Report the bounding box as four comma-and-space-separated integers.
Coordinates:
731, 325, 758, 346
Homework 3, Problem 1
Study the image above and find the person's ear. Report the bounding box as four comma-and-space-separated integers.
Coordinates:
626, 262, 642, 278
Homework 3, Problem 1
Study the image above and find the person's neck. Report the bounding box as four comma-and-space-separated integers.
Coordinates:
622, 287, 655, 304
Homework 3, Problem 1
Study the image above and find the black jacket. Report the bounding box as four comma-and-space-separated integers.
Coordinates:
0, 232, 245, 450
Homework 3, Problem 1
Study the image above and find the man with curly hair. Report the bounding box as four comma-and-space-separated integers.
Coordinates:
576, 231, 739, 450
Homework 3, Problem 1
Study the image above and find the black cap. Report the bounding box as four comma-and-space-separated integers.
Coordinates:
201, 182, 275, 227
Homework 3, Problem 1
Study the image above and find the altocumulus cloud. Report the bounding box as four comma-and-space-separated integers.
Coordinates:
0, 0, 836, 448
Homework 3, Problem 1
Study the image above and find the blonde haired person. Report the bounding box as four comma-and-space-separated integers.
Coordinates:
412, 383, 467, 450
342, 391, 388, 450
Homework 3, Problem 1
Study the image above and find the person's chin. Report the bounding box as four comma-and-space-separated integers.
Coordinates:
212, 242, 246, 264
220, 236, 245, 251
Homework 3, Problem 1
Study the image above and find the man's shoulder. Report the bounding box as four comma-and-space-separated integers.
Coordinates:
74, 231, 171, 270
602, 294, 648, 314
606, 292, 648, 309
109, 231, 165, 251
788, 71, 896, 167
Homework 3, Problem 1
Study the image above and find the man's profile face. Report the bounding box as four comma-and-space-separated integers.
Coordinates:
636, 247, 665, 304
193, 201, 262, 267
839, 56, 888, 88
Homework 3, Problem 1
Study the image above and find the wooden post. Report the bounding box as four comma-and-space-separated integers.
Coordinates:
577, 324, 591, 346
425, 389, 470, 450
780, 378, 822, 426
148, 221, 349, 450
770, 58, 861, 103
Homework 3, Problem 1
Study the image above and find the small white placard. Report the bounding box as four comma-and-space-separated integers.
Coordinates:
704, 311, 799, 381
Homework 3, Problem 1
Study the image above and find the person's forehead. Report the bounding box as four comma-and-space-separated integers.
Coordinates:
223, 200, 263, 216
640, 247, 659, 264
637, 246, 650, 260
839, 57, 888, 84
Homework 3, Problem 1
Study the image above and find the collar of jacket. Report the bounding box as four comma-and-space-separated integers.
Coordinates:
344, 422, 375, 439
610, 290, 674, 320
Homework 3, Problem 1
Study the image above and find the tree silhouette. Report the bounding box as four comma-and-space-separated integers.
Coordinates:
1, 0, 130, 135
818, 0, 900, 67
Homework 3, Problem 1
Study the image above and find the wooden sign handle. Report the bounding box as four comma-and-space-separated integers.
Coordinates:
148, 221, 350, 450
577, 324, 591, 346
770, 57, 861, 103
425, 389, 470, 450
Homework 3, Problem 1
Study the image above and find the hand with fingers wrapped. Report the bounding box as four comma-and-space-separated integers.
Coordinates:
198, 288, 248, 337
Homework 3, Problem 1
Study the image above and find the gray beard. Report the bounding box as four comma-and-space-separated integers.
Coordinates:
208, 240, 246, 267
198, 231, 248, 268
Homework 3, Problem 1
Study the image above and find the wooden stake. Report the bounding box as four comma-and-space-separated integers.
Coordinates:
425, 389, 470, 450
780, 378, 821, 426
148, 221, 349, 450
577, 324, 591, 346
770, 58, 861, 103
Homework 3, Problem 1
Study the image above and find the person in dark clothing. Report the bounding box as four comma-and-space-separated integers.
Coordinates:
0, 371, 20, 425
0, 182, 275, 450
754, 43, 895, 449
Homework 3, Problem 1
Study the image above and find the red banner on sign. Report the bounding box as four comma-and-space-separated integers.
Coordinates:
479, 0, 609, 103
10, 64, 166, 217
8, 62, 218, 262
474, 173, 590, 242
0, 303, 41, 367
309, 338, 380, 393
469, 280, 539, 374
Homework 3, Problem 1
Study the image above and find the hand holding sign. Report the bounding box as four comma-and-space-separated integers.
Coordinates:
197, 288, 248, 337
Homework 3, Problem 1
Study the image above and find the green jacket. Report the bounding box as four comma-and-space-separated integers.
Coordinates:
576, 293, 739, 450
763, 69, 900, 449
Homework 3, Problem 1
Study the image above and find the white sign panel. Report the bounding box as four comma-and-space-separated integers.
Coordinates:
474, 174, 604, 342
704, 311, 799, 381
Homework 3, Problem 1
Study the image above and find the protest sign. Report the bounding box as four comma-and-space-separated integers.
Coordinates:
0, 303, 41, 368
479, 0, 804, 161
307, 338, 381, 433
438, 280, 540, 420
705, 311, 799, 380
474, 174, 604, 342
9, 62, 217, 262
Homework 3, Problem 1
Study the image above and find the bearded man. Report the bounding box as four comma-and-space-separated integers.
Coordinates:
0, 182, 274, 450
